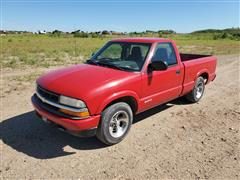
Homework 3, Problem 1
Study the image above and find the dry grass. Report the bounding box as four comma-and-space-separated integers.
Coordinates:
1, 34, 239, 69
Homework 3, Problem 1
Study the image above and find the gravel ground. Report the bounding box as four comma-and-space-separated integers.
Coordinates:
1, 55, 240, 179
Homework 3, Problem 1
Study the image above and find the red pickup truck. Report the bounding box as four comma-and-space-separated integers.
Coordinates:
32, 38, 216, 145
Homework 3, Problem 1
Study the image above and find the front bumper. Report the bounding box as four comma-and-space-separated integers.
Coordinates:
31, 95, 100, 137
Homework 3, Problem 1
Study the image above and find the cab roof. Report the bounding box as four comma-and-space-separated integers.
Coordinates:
111, 37, 173, 43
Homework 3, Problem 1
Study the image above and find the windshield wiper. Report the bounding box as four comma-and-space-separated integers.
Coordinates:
97, 62, 127, 71
86, 59, 99, 65
86, 59, 131, 71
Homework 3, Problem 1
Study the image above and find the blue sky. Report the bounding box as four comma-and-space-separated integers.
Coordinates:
1, 0, 239, 33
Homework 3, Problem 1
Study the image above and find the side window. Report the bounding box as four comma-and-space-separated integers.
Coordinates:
152, 43, 177, 66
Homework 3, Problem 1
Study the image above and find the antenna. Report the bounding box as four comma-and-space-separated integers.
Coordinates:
74, 24, 77, 57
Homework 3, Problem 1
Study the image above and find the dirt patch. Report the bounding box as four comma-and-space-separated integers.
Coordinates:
1, 55, 240, 179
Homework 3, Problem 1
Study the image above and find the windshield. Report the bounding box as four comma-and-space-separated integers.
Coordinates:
88, 42, 152, 71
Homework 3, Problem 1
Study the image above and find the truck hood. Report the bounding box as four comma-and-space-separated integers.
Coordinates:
37, 64, 138, 99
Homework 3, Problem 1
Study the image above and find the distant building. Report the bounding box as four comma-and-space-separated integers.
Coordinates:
0, 30, 7, 36
38, 30, 47, 34
111, 31, 124, 35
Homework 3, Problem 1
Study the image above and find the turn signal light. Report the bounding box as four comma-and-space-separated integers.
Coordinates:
59, 109, 90, 118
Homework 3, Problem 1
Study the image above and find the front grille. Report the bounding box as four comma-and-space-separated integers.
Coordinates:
37, 85, 59, 103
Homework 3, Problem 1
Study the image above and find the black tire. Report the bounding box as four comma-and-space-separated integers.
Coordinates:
185, 76, 205, 103
96, 102, 133, 145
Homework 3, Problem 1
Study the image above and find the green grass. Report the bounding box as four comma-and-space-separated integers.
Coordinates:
1, 34, 239, 69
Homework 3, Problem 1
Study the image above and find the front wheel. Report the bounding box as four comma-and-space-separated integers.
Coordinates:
185, 76, 205, 103
96, 102, 133, 145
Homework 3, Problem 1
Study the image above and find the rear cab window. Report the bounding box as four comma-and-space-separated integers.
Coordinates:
152, 42, 177, 67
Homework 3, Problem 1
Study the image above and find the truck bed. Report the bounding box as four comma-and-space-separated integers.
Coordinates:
180, 53, 212, 61
180, 54, 217, 96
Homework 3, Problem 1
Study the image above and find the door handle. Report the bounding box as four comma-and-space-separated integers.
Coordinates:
176, 70, 181, 74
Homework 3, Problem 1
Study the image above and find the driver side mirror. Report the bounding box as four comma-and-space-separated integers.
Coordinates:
148, 61, 168, 72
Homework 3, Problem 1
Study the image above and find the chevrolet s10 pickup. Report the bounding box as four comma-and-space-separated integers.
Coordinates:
32, 38, 217, 145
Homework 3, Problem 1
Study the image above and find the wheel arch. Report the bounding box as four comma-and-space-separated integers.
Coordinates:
96, 91, 139, 115
197, 70, 209, 84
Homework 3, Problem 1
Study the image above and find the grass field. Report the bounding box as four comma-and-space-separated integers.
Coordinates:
1, 34, 239, 69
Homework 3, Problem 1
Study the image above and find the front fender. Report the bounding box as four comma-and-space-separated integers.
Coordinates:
96, 90, 140, 115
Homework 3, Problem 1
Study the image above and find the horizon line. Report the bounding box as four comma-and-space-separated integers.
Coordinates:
1, 27, 239, 34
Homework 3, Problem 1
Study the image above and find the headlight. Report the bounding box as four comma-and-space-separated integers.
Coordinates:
59, 95, 86, 108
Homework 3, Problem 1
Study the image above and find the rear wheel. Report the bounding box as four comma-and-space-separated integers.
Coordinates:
96, 102, 133, 145
185, 76, 205, 103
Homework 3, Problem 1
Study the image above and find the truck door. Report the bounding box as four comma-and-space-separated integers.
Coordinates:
140, 42, 184, 110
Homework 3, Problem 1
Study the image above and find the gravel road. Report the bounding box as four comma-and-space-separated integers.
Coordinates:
1, 55, 239, 179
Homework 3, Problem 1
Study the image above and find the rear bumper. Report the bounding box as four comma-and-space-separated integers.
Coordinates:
31, 95, 100, 137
